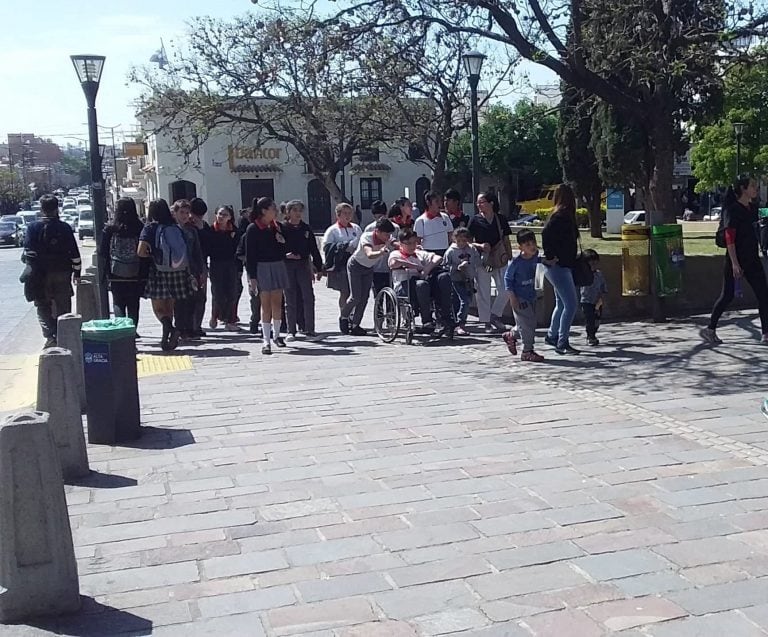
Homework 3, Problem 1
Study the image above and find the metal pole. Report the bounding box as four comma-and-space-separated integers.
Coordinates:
110, 126, 119, 199
737, 134, 742, 177
469, 75, 481, 204
86, 95, 109, 318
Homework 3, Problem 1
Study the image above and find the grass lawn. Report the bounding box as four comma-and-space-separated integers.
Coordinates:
515, 228, 721, 257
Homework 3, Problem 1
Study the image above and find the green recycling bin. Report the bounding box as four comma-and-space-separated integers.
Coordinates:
82, 318, 141, 445
621, 225, 650, 296
651, 224, 684, 297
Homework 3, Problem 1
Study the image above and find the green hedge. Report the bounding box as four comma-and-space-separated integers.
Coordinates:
534, 207, 607, 228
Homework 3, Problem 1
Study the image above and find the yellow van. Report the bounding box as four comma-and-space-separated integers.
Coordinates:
518, 185, 559, 214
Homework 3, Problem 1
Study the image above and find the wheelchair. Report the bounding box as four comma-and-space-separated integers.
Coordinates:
373, 285, 417, 344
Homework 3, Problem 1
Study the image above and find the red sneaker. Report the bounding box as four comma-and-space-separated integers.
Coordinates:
502, 331, 517, 355
521, 350, 545, 362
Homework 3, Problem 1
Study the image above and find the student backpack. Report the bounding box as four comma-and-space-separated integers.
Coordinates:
109, 233, 141, 278
153, 224, 188, 272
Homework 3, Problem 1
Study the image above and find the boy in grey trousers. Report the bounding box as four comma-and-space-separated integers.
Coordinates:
502, 229, 545, 362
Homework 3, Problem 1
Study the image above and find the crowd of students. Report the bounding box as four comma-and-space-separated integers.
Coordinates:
25, 185, 609, 362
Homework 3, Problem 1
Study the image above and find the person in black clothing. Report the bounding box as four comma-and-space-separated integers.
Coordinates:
172, 199, 206, 341
245, 197, 289, 354
23, 194, 82, 348
208, 206, 241, 331
100, 197, 146, 329
188, 197, 211, 336
282, 199, 323, 340
467, 191, 513, 333
541, 184, 580, 355
702, 175, 768, 345
444, 189, 469, 229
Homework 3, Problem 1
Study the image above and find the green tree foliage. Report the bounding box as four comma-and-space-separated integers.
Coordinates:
59, 155, 90, 186
448, 101, 561, 189
692, 56, 768, 192
0, 170, 25, 214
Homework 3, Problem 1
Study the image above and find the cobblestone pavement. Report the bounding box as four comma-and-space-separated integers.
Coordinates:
5, 281, 768, 636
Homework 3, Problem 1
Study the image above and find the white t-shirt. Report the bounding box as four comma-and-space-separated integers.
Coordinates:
321, 223, 362, 255
388, 249, 434, 287
351, 229, 393, 268
414, 212, 452, 251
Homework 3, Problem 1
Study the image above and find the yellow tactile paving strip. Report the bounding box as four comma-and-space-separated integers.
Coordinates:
136, 354, 193, 377
0, 353, 193, 413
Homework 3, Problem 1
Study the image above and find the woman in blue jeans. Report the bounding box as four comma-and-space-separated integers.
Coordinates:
542, 184, 580, 355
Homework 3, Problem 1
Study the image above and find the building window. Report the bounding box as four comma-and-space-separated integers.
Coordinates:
359, 178, 382, 209
357, 147, 380, 162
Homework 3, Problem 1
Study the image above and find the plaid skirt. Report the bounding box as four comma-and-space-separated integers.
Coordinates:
144, 267, 194, 300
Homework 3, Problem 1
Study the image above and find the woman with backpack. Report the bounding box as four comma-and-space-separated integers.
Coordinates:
702, 175, 768, 345
137, 198, 195, 351
208, 205, 242, 331
101, 198, 146, 328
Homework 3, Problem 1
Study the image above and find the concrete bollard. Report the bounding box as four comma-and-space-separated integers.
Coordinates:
36, 348, 89, 480
0, 412, 80, 622
75, 278, 98, 323
56, 314, 86, 414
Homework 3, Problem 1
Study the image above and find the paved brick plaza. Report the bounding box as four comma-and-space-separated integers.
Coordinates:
7, 286, 768, 636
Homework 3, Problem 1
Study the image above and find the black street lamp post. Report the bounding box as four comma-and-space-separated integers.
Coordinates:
462, 50, 486, 206
71, 54, 108, 318
734, 122, 745, 177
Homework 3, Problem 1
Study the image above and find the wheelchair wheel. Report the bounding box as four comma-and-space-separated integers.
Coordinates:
374, 288, 400, 343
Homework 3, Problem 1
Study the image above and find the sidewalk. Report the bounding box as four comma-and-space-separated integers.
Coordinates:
6, 282, 768, 636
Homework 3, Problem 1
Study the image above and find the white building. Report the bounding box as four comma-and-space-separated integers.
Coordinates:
142, 129, 433, 231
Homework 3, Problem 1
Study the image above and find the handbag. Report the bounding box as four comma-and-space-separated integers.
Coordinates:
572, 235, 594, 287
486, 214, 511, 270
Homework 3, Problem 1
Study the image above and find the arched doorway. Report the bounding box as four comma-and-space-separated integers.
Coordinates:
169, 180, 197, 202
307, 179, 331, 232
414, 176, 431, 210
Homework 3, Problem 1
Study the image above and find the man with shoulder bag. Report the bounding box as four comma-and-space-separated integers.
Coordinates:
22, 195, 82, 348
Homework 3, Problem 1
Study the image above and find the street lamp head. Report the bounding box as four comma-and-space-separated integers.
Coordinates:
733, 121, 746, 136
462, 50, 486, 79
70, 55, 105, 85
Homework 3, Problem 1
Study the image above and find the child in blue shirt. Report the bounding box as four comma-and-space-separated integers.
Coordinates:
503, 229, 544, 362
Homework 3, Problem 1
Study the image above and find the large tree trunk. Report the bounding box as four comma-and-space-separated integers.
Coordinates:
322, 173, 347, 206
430, 139, 451, 194
647, 115, 677, 224
586, 185, 603, 238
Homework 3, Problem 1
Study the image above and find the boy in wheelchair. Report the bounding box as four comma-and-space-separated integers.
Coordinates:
387, 228, 456, 338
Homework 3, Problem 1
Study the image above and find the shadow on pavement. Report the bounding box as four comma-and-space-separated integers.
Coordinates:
286, 347, 360, 356
66, 471, 137, 489
172, 347, 250, 359
117, 426, 196, 450
27, 597, 152, 636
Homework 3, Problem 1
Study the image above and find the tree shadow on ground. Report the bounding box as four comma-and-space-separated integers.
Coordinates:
25, 597, 152, 636
116, 425, 196, 450
66, 472, 137, 489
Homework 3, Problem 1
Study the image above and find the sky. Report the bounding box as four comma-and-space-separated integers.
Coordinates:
0, 0, 556, 148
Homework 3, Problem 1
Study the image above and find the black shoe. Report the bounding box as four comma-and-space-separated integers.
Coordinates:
339, 317, 350, 335
43, 337, 57, 349
587, 337, 599, 346
262, 343, 272, 355
194, 329, 206, 338
161, 318, 172, 350
274, 337, 287, 348
187, 332, 203, 341
556, 343, 580, 355
249, 323, 259, 335
349, 326, 367, 336
544, 335, 557, 347
168, 328, 180, 351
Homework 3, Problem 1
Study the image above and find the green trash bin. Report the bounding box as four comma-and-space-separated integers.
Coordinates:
651, 224, 685, 297
82, 318, 141, 445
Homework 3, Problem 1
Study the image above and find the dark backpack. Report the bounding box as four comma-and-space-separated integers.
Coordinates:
109, 234, 140, 278
715, 217, 726, 249
153, 225, 188, 272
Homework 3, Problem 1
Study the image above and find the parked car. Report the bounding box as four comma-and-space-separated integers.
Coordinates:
78, 206, 94, 240
703, 207, 722, 221
514, 214, 540, 226
624, 211, 646, 225
76, 195, 91, 207
0, 219, 23, 247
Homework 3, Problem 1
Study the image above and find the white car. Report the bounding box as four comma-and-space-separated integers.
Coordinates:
624, 211, 646, 225
76, 195, 91, 207
703, 207, 722, 221
78, 206, 94, 240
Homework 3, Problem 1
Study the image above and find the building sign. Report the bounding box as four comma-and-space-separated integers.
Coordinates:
123, 142, 148, 157
228, 145, 282, 171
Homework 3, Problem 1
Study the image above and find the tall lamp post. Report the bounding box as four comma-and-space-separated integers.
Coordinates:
462, 50, 486, 206
70, 54, 108, 318
733, 122, 745, 177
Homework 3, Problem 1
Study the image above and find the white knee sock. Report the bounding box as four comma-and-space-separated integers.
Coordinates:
272, 319, 281, 339
261, 321, 272, 343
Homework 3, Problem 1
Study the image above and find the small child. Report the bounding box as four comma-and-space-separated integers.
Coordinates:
502, 230, 544, 362
442, 228, 481, 336
580, 249, 607, 346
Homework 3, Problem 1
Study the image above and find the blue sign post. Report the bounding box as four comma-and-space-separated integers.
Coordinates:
606, 188, 625, 233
